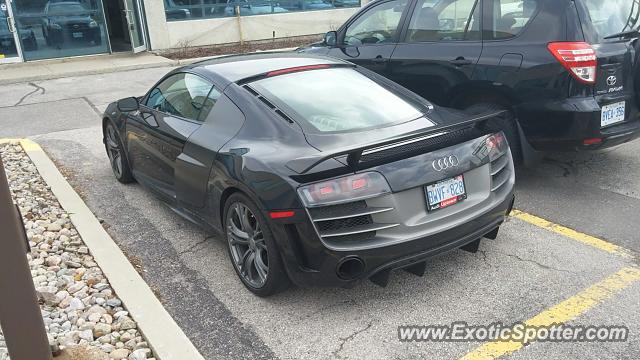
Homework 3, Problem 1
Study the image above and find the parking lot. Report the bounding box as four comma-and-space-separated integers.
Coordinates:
1, 67, 639, 359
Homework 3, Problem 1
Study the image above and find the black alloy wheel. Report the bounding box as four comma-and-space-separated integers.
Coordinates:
104, 122, 135, 183
224, 193, 290, 296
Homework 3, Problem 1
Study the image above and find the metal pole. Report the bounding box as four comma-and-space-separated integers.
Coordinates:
0, 155, 52, 360
236, 5, 244, 45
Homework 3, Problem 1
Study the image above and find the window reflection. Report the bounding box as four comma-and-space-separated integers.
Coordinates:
13, 0, 108, 61
163, 0, 360, 21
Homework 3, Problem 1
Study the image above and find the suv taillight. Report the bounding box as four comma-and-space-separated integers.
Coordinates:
547, 42, 597, 84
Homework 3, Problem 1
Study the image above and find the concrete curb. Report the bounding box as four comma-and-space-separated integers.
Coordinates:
1, 139, 205, 360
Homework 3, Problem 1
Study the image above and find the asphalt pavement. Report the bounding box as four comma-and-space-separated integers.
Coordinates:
1, 67, 638, 360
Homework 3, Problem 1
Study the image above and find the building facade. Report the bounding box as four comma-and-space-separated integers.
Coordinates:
0, 0, 363, 64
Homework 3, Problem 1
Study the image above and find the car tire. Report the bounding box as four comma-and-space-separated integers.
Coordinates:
464, 103, 522, 165
223, 193, 290, 297
104, 122, 135, 184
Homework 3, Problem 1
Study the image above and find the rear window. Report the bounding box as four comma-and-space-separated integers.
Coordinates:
250, 68, 426, 133
582, 0, 640, 40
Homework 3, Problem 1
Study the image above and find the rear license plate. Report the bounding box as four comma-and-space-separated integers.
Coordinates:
72, 32, 84, 38
601, 101, 625, 127
425, 174, 467, 212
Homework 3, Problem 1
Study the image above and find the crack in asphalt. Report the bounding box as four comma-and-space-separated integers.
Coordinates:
177, 237, 208, 255
332, 321, 373, 359
81, 96, 103, 117
496, 251, 575, 274
476, 249, 494, 268
300, 298, 358, 322
14, 82, 45, 106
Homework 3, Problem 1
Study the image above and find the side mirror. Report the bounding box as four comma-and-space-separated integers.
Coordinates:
117, 97, 139, 112
324, 31, 337, 47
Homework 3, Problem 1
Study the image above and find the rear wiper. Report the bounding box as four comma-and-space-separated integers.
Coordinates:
604, 29, 640, 40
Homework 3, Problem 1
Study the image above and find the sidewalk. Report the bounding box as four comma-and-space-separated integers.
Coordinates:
0, 48, 298, 86
0, 52, 175, 85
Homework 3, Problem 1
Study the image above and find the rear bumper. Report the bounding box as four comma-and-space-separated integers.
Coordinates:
269, 191, 514, 288
517, 95, 640, 151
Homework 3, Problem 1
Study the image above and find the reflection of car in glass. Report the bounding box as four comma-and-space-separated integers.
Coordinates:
333, 0, 360, 7
0, 12, 38, 53
223, 0, 288, 16
164, 0, 192, 20
41, 1, 101, 48
278, 0, 334, 11
103, 53, 515, 296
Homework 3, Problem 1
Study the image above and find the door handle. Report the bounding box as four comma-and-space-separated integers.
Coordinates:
450, 57, 473, 67
6, 16, 16, 33
123, 9, 133, 26
372, 55, 387, 64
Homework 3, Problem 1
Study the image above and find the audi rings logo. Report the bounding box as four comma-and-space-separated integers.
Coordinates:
432, 155, 460, 172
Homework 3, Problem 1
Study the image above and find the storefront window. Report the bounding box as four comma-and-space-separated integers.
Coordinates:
12, 0, 109, 61
163, 0, 361, 21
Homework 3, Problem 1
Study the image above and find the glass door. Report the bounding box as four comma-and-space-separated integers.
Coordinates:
0, 0, 23, 63
123, 0, 146, 53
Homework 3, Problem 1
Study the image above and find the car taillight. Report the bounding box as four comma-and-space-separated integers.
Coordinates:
297, 172, 391, 207
547, 42, 597, 84
486, 132, 507, 161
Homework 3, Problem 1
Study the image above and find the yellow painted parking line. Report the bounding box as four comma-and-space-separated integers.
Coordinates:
460, 266, 640, 360
510, 210, 633, 258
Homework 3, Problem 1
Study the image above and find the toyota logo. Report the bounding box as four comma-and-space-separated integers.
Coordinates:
432, 155, 460, 172
607, 75, 617, 86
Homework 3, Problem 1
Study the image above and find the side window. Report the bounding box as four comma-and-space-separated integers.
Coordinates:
406, 0, 480, 42
488, 0, 539, 40
344, 0, 408, 46
145, 73, 214, 122
197, 87, 222, 122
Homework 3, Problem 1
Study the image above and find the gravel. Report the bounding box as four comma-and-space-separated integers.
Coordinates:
0, 142, 155, 360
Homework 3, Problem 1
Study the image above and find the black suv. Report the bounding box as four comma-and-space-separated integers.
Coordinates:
300, 0, 640, 162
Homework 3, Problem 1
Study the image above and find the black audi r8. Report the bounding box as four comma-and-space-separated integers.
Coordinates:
103, 53, 515, 296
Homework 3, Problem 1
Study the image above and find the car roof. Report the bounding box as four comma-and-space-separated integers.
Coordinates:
188, 52, 351, 84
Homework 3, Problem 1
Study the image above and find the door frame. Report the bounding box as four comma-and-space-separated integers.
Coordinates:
122, 0, 147, 53
0, 0, 24, 64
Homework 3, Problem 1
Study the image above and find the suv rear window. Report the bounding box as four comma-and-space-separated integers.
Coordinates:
582, 0, 640, 40
250, 68, 426, 133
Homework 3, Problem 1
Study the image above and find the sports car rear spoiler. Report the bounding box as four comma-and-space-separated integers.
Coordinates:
285, 110, 505, 175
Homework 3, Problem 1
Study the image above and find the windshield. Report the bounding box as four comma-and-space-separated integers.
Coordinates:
251, 68, 426, 133
49, 3, 88, 14
582, 0, 640, 39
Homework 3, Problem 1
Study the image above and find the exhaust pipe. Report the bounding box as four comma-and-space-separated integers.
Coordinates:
336, 257, 365, 280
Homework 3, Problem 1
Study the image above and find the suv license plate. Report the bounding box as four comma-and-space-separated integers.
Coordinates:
72, 32, 84, 38
601, 101, 625, 127
425, 175, 467, 212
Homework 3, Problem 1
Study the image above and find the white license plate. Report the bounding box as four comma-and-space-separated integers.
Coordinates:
601, 101, 625, 127
425, 174, 467, 212
72, 32, 84, 38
